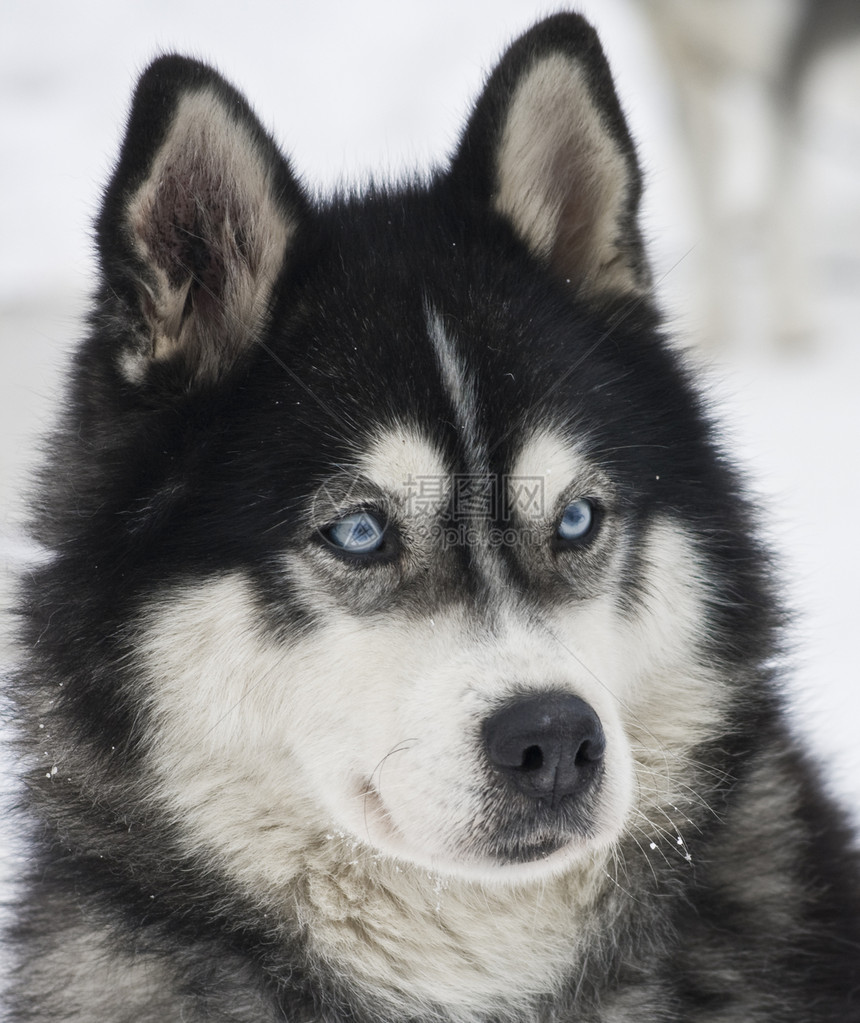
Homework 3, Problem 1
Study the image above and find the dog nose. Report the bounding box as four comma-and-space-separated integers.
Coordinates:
483, 693, 605, 806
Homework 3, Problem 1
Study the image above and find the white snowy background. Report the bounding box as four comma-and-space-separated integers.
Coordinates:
1, 0, 858, 913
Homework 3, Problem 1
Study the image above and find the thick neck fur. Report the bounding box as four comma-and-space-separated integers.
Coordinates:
283, 842, 611, 1022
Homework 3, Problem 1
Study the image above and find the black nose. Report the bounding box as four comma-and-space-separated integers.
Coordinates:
483, 693, 605, 806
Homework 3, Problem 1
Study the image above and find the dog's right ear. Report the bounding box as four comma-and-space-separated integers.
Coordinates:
96, 55, 307, 386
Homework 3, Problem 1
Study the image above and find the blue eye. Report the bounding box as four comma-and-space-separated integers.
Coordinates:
557, 499, 596, 543
325, 511, 386, 554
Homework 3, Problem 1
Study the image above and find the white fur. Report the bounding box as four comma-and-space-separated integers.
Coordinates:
511, 430, 586, 509
359, 423, 450, 503
426, 306, 487, 473
508, 428, 609, 523
424, 308, 512, 586
130, 424, 721, 1015
132, 574, 601, 1015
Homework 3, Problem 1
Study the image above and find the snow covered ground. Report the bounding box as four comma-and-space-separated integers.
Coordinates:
1, 0, 858, 905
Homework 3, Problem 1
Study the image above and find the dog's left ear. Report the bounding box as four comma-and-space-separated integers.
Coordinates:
449, 14, 651, 304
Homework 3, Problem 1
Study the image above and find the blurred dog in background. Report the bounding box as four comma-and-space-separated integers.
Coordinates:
643, 0, 860, 347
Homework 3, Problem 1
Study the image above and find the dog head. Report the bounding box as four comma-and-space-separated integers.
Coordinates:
30, 16, 774, 892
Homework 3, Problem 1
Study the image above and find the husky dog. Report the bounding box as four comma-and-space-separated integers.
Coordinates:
6, 14, 860, 1022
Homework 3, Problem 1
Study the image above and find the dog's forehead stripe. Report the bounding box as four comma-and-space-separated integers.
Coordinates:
426, 306, 488, 477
